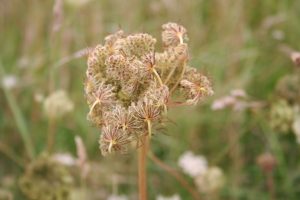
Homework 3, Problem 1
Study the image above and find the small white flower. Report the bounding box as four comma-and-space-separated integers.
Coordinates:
43, 90, 74, 119
195, 166, 225, 193
1, 75, 18, 89
178, 151, 208, 178
156, 194, 181, 200
107, 194, 128, 200
52, 153, 76, 166
293, 116, 300, 144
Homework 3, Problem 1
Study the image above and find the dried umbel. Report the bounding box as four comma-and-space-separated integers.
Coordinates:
85, 22, 213, 156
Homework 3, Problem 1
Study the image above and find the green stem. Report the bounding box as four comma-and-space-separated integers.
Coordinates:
0, 62, 35, 159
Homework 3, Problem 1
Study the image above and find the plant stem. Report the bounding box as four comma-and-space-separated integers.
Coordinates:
149, 152, 201, 200
47, 117, 56, 153
138, 134, 148, 200
0, 62, 35, 159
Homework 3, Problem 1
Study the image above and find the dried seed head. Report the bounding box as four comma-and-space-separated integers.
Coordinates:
115, 33, 156, 58
180, 74, 213, 105
162, 22, 187, 47
99, 125, 129, 156
130, 98, 162, 130
87, 81, 116, 125
84, 23, 213, 156
87, 45, 109, 79
104, 105, 137, 133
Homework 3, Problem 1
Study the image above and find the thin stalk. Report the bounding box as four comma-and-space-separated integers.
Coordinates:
148, 152, 201, 200
170, 62, 186, 94
164, 65, 178, 85
152, 68, 163, 86
138, 134, 148, 200
47, 117, 56, 153
138, 120, 152, 200
0, 62, 35, 159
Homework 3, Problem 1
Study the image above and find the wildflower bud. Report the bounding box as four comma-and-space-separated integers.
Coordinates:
256, 152, 277, 173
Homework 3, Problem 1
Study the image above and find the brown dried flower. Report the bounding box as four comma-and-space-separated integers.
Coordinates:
99, 125, 130, 156
85, 22, 213, 156
162, 22, 187, 47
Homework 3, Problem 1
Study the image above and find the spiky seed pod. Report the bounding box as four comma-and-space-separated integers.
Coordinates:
104, 105, 137, 133
87, 81, 116, 125
114, 33, 156, 57
99, 125, 130, 155
87, 45, 109, 79
130, 98, 162, 131
162, 22, 187, 47
145, 84, 169, 108
180, 74, 213, 105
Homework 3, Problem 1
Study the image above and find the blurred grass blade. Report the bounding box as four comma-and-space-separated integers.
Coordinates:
0, 62, 35, 159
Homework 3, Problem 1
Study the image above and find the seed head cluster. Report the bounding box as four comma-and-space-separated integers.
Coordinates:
85, 22, 213, 156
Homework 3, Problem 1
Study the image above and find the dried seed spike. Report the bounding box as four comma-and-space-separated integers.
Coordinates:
162, 22, 187, 47
99, 125, 130, 156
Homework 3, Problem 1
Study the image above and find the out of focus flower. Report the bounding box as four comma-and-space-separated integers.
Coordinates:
256, 152, 277, 173
178, 151, 207, 178
293, 115, 300, 144
270, 99, 294, 133
212, 89, 263, 111
1, 75, 18, 89
19, 155, 74, 200
43, 90, 74, 119
156, 194, 181, 200
75, 135, 90, 179
271, 30, 285, 40
52, 153, 76, 166
195, 166, 225, 193
230, 89, 247, 98
107, 194, 128, 200
0, 189, 13, 200
290, 51, 300, 67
